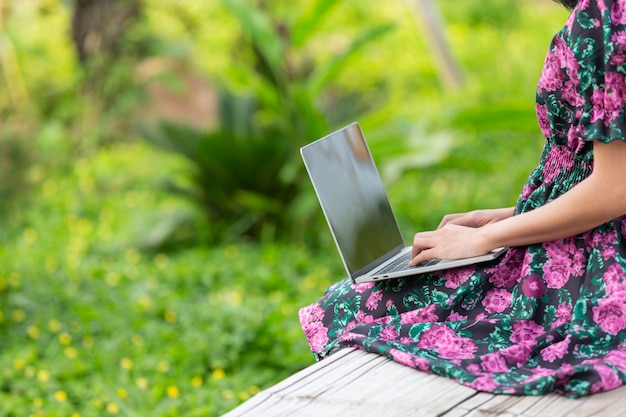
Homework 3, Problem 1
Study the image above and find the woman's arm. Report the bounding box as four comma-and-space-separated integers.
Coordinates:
410, 140, 626, 265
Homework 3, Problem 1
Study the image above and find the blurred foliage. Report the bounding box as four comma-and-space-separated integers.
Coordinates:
0, 0, 572, 416
141, 0, 394, 244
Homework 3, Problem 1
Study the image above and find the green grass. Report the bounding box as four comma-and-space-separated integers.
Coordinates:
0, 142, 343, 416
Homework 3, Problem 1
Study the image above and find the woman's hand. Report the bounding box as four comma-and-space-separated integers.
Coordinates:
437, 207, 514, 229
410, 224, 491, 266
409, 208, 513, 266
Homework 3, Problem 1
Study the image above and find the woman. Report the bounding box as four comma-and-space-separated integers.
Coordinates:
299, 0, 626, 398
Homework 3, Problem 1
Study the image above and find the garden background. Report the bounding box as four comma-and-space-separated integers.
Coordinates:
0, 0, 569, 416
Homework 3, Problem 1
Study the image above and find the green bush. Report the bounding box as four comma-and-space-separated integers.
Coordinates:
140, 0, 394, 244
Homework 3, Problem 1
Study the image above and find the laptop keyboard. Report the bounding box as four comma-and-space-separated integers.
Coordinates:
377, 252, 441, 274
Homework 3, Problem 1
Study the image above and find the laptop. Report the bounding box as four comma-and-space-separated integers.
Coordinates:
301, 122, 506, 284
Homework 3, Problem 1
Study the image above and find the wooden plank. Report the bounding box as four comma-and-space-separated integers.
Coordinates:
223, 348, 626, 417
222, 348, 479, 417
458, 384, 626, 417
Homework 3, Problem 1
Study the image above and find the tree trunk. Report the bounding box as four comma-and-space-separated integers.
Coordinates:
71, 0, 141, 63
412, 0, 464, 90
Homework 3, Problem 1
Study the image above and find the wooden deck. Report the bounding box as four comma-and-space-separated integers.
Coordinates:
223, 348, 626, 417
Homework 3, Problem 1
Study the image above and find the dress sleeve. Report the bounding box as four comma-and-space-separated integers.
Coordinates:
575, 0, 626, 143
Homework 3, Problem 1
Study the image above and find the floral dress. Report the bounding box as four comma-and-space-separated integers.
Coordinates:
299, 0, 626, 398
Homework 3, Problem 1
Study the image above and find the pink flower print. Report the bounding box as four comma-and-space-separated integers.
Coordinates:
501, 342, 534, 367
560, 80, 584, 107
612, 30, 626, 47
481, 352, 509, 373
612, 0, 626, 25
524, 366, 559, 383
591, 365, 622, 393
554, 37, 580, 77
571, 248, 586, 277
365, 290, 383, 310
604, 72, 626, 117
604, 263, 626, 293
538, 52, 566, 92
591, 89, 607, 124
521, 275, 547, 299
542, 145, 574, 183
389, 349, 414, 368
481, 289, 512, 314
540, 335, 571, 363
468, 376, 499, 392
303, 320, 329, 352
354, 310, 375, 325
536, 103, 551, 138
400, 304, 438, 325
610, 52, 626, 67
510, 320, 544, 344
300, 302, 325, 324
486, 254, 520, 288
543, 257, 572, 289
552, 303, 573, 328
605, 349, 626, 372
353, 281, 375, 293
544, 238, 576, 259
389, 349, 430, 371
446, 311, 468, 322
466, 363, 481, 374
592, 297, 626, 335
417, 324, 477, 359
380, 326, 400, 341
445, 267, 473, 289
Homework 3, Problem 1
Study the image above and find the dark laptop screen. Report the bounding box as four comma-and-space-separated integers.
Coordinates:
301, 123, 405, 277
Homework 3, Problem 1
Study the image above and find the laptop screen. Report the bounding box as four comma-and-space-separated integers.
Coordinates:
301, 123, 405, 277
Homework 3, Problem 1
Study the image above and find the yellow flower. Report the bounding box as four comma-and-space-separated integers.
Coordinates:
164, 310, 177, 323
27, 325, 40, 339
157, 361, 170, 373
59, 332, 72, 346
105, 273, 120, 287
48, 319, 62, 333
54, 390, 68, 402
191, 376, 203, 388
249, 385, 260, 395
37, 370, 50, 383
136, 377, 149, 390
106, 402, 120, 414
212, 368, 225, 380
33, 397, 44, 407
12, 308, 26, 323
222, 390, 234, 400
120, 358, 133, 370
64, 347, 78, 359
116, 388, 128, 399
13, 359, 25, 370
138, 294, 152, 309
166, 385, 180, 399
125, 249, 141, 265
154, 253, 169, 269
24, 366, 36, 378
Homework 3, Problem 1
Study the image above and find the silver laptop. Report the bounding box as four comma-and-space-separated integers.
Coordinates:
301, 122, 506, 284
